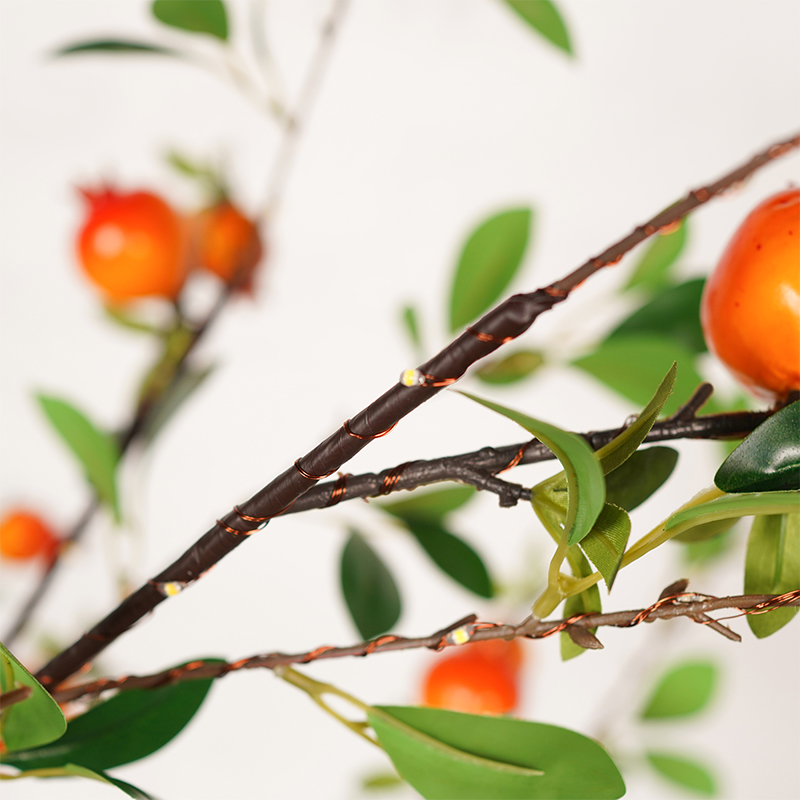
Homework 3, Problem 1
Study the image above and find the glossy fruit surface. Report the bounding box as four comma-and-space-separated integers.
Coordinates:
0, 510, 59, 561
77, 187, 189, 301
421, 639, 523, 715
192, 201, 263, 290
701, 189, 800, 400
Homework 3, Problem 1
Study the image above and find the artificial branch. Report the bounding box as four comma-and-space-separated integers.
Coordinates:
35, 132, 800, 690
50, 587, 800, 704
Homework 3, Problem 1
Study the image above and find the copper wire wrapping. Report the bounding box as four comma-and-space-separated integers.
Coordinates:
466, 327, 515, 345
495, 441, 532, 474
343, 418, 398, 440
377, 462, 412, 495
294, 459, 336, 482
325, 473, 350, 507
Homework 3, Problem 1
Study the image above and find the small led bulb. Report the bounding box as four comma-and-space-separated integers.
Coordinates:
444, 624, 475, 646
157, 581, 187, 597
400, 368, 424, 387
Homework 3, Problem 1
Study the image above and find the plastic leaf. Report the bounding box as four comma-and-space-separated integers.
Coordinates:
401, 305, 423, 352
604, 447, 678, 511
573, 336, 714, 417
1, 660, 220, 771
461, 393, 605, 545
625, 218, 688, 294
54, 39, 179, 57
744, 513, 799, 638
36, 394, 121, 521
715, 401, 800, 493
340, 530, 401, 640
151, 0, 228, 40
0, 642, 66, 752
646, 751, 717, 796
640, 660, 718, 720
449, 208, 532, 332
579, 503, 631, 589
380, 485, 475, 522
560, 549, 602, 661
665, 491, 800, 536
502, 1, 574, 56
475, 350, 544, 385
368, 706, 625, 799
405, 519, 494, 598
609, 278, 707, 354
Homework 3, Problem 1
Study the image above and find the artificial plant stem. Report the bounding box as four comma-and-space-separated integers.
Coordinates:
35, 133, 800, 690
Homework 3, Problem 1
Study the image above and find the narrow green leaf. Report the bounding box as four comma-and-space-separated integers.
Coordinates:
103, 773, 160, 799
104, 305, 164, 336
362, 770, 405, 792
380, 485, 476, 522
681, 528, 735, 565
340, 531, 401, 640
502, 1, 574, 56
579, 503, 630, 589
141, 365, 215, 446
604, 447, 679, 511
665, 491, 800, 536
671, 516, 739, 543
646, 751, 717, 796
715, 401, 800, 493
475, 350, 544, 385
401, 305, 422, 352
0, 642, 66, 752
640, 660, 718, 720
368, 706, 625, 799
744, 514, 799, 638
449, 208, 532, 332
625, 218, 688, 294
573, 336, 717, 417
36, 394, 121, 522
405, 519, 494, 598
593, 363, 677, 475
4, 764, 159, 799
560, 549, 602, 661
609, 278, 707, 354
54, 39, 179, 57
464, 393, 605, 545
1, 660, 220, 771
151, 0, 228, 40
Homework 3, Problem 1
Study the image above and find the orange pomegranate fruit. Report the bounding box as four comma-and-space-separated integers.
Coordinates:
77, 186, 189, 302
701, 189, 800, 400
0, 510, 60, 561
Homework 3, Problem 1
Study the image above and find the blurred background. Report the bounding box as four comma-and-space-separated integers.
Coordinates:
1, 1, 799, 798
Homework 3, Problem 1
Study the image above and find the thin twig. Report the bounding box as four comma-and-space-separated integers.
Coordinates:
50, 589, 800, 704
35, 133, 800, 690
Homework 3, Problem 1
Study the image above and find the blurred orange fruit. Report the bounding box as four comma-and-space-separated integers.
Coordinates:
77, 186, 189, 302
0, 510, 59, 561
701, 189, 800, 400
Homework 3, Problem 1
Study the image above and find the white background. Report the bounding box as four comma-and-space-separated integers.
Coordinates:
1, 1, 799, 799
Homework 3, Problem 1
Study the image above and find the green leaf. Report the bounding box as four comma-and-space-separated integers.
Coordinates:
640, 660, 718, 720
405, 519, 494, 598
362, 771, 405, 792
572, 335, 717, 417
401, 305, 423, 353
449, 208, 532, 332
104, 305, 164, 336
502, 1, 574, 56
715, 401, 800, 493
560, 549, 602, 661
625, 218, 688, 294
646, 751, 717, 796
340, 531, 401, 640
665, 491, 800, 537
671, 516, 739, 543
141, 365, 215, 446
744, 513, 799, 638
593, 363, 677, 475
4, 764, 159, 799
1, 660, 220, 771
462, 393, 605, 545
36, 394, 121, 522
380, 485, 476, 522
368, 706, 625, 799
579, 503, 630, 589
609, 278, 707, 354
475, 350, 544, 385
0, 642, 66, 752
604, 447, 679, 511
54, 39, 179, 57
151, 0, 228, 40
681, 528, 735, 566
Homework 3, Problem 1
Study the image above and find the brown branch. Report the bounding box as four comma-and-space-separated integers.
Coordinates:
36, 132, 800, 691
51, 588, 800, 704
0, 685, 33, 711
